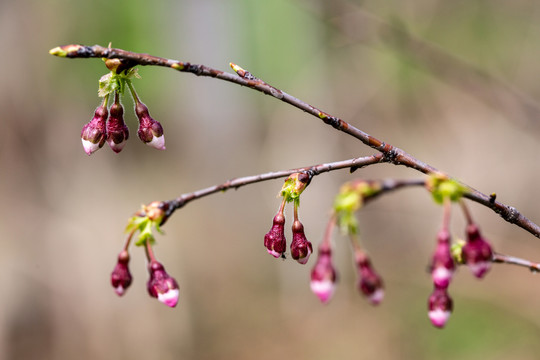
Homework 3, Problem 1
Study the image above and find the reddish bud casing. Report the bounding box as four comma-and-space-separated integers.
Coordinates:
147, 261, 179, 308
81, 103, 108, 155
430, 229, 455, 289
264, 213, 287, 258
111, 251, 132, 296
310, 247, 337, 303
462, 224, 493, 278
135, 102, 165, 150
290, 220, 313, 264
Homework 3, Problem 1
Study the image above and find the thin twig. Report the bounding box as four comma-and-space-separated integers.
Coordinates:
166, 154, 385, 215
492, 252, 540, 273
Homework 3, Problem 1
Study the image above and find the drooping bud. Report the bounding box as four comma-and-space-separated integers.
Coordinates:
147, 261, 179, 308
111, 250, 132, 296
310, 247, 338, 303
81, 102, 108, 155
355, 254, 384, 305
462, 224, 493, 278
430, 228, 456, 289
135, 101, 165, 150
428, 287, 453, 328
290, 220, 313, 264
264, 212, 287, 258
106, 93, 129, 153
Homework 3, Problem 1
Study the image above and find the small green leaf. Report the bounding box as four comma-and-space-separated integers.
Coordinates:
280, 173, 309, 204
427, 174, 468, 204
451, 239, 466, 264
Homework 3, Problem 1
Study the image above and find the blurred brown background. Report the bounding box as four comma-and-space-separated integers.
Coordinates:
2, 0, 540, 359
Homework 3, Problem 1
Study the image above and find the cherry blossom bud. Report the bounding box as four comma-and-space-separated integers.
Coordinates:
106, 96, 129, 153
111, 251, 132, 296
135, 101, 165, 150
147, 261, 179, 308
81, 102, 108, 155
430, 229, 455, 289
428, 287, 453, 328
462, 224, 493, 278
290, 220, 313, 264
264, 212, 287, 258
310, 247, 337, 303
356, 255, 384, 305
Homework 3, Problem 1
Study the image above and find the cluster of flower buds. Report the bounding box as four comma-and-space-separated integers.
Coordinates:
263, 172, 313, 264
424, 176, 495, 328
428, 228, 456, 328
80, 60, 165, 155
111, 201, 179, 308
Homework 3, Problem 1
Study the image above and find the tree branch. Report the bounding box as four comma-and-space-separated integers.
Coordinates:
50, 44, 540, 238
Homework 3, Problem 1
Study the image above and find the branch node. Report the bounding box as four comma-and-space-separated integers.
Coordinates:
500, 206, 519, 223
383, 147, 399, 163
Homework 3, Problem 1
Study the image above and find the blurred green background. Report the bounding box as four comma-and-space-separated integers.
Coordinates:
2, 0, 540, 359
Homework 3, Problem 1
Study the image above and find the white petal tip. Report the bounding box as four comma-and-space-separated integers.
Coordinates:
82, 139, 100, 155
158, 289, 179, 308
368, 289, 384, 305
147, 135, 166, 150
114, 286, 125, 296
432, 267, 454, 288
428, 309, 451, 328
310, 280, 335, 304
108, 139, 127, 153
267, 249, 281, 258
469, 262, 491, 278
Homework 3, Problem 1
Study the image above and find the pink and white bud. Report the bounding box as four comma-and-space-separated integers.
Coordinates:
81, 103, 108, 155
356, 256, 384, 305
264, 213, 287, 258
462, 224, 493, 278
135, 101, 165, 150
310, 247, 337, 303
106, 97, 129, 153
147, 261, 179, 308
428, 287, 453, 328
111, 251, 132, 296
430, 229, 455, 289
290, 220, 313, 264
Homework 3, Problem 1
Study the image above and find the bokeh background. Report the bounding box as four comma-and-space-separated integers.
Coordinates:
2, 0, 540, 359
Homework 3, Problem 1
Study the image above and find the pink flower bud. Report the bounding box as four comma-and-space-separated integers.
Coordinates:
264, 213, 287, 258
356, 256, 384, 305
147, 261, 179, 308
428, 288, 453, 328
430, 229, 455, 289
290, 220, 313, 264
310, 247, 337, 303
111, 251, 132, 296
81, 103, 108, 155
462, 224, 493, 278
106, 98, 129, 153
135, 102, 165, 150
